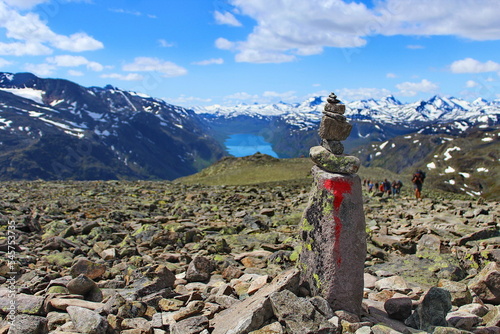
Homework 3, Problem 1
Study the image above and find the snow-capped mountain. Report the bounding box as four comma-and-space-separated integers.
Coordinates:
194, 94, 500, 129
0, 72, 224, 180
194, 94, 500, 158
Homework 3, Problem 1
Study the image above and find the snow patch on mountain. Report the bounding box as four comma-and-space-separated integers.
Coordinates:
0, 87, 44, 104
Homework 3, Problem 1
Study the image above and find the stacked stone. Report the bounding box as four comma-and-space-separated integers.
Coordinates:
299, 92, 366, 316
309, 92, 361, 174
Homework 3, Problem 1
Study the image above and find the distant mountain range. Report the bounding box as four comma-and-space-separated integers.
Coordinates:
194, 93, 500, 158
0, 72, 498, 183
0, 72, 225, 180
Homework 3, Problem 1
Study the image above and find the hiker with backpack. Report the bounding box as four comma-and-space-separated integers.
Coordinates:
412, 169, 426, 201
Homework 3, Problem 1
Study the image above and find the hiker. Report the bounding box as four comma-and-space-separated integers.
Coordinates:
412, 170, 426, 201
368, 180, 374, 192
383, 179, 392, 196
391, 180, 398, 196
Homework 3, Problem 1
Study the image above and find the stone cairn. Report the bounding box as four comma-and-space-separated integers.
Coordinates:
299, 92, 367, 316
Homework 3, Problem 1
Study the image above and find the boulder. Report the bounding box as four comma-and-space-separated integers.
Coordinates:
269, 289, 337, 334
67, 305, 108, 334
405, 287, 452, 332
468, 262, 500, 304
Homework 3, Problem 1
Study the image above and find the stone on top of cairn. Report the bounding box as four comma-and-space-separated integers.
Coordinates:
310, 92, 360, 174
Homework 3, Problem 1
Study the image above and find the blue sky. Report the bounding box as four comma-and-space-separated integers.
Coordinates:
1, 0, 500, 107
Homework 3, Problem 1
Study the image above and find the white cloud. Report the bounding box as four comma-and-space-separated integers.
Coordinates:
337, 87, 392, 101
166, 95, 212, 106
386, 73, 397, 78
215, 37, 234, 50
192, 58, 224, 66
46, 55, 103, 71
224, 92, 259, 101
0, 57, 12, 67
110, 8, 156, 18
450, 58, 500, 73
214, 11, 242, 27
51, 33, 103, 52
0, 41, 52, 56
2, 0, 48, 9
235, 49, 296, 64
123, 57, 187, 77
158, 39, 174, 48
101, 73, 145, 81
262, 90, 297, 102
220, 0, 500, 64
466, 80, 478, 88
68, 69, 84, 76
396, 79, 439, 96
24, 62, 56, 76
0, 1, 103, 55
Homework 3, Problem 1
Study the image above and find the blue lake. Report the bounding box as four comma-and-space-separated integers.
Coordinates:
225, 134, 279, 158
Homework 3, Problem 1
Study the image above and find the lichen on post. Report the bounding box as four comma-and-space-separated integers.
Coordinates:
298, 92, 366, 316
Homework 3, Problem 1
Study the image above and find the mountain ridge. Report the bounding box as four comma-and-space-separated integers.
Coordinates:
0, 72, 225, 180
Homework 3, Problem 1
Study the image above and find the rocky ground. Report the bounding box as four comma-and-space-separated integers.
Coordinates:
0, 180, 498, 334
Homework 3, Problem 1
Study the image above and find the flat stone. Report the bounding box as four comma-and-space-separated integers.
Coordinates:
67, 306, 108, 334
170, 315, 209, 334
375, 276, 411, 293
248, 321, 284, 334
324, 103, 346, 114
446, 311, 482, 331
437, 279, 473, 306
6, 314, 47, 334
211, 268, 300, 334
50, 297, 104, 311
70, 258, 106, 280
0, 293, 44, 315
309, 146, 360, 174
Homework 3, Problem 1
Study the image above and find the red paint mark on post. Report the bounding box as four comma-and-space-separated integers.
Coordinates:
324, 179, 352, 265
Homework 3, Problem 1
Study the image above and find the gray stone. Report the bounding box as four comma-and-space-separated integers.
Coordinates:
67, 306, 108, 334
318, 115, 352, 141
70, 258, 106, 280
438, 279, 473, 306
46, 311, 71, 331
324, 103, 345, 114
309, 296, 335, 319
321, 139, 344, 155
416, 234, 443, 258
468, 262, 500, 304
211, 268, 300, 334
0, 293, 44, 315
66, 274, 97, 295
170, 315, 209, 334
446, 311, 482, 331
7, 314, 48, 334
309, 147, 361, 174
299, 166, 366, 316
384, 297, 413, 321
186, 256, 215, 283
269, 290, 337, 334
134, 265, 176, 297
405, 287, 452, 332
248, 321, 284, 334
